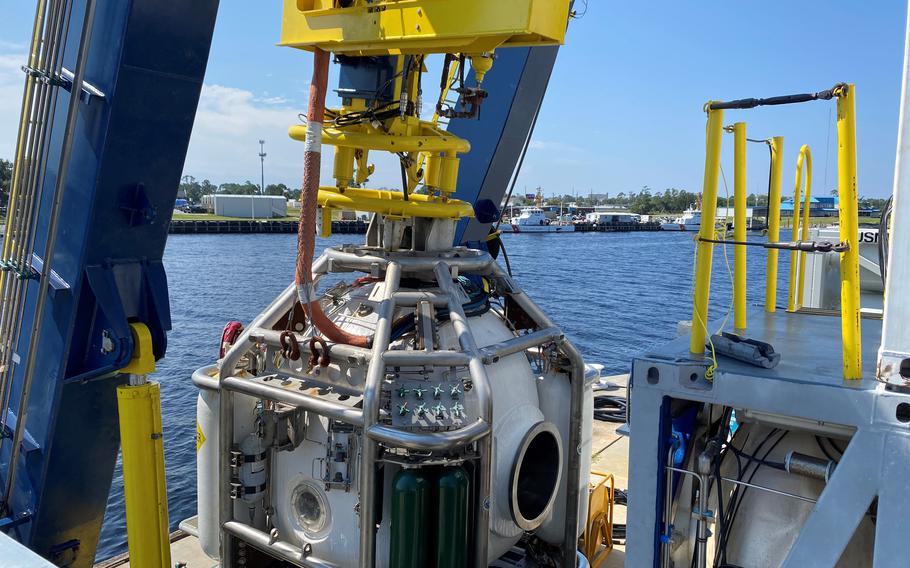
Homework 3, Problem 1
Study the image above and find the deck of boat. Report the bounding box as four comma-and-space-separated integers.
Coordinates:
95, 375, 632, 568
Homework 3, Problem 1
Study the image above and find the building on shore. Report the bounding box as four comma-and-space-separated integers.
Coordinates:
201, 194, 287, 218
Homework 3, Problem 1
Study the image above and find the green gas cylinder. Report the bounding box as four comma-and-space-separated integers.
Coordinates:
435, 466, 471, 568
390, 468, 430, 568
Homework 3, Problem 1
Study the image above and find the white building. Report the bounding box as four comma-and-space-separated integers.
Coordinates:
202, 194, 287, 218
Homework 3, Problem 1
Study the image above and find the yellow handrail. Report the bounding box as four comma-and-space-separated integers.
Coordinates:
689, 107, 724, 356
764, 136, 784, 312
787, 145, 812, 312
732, 122, 748, 331
836, 84, 862, 379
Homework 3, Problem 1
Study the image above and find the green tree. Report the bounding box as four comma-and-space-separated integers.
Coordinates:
219, 181, 259, 195
265, 183, 290, 196
179, 175, 203, 203
0, 159, 12, 208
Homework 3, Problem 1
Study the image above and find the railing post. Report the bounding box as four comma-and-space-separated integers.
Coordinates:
765, 136, 785, 312
733, 122, 748, 331
796, 147, 814, 308
690, 106, 724, 356
836, 84, 862, 379
787, 145, 812, 312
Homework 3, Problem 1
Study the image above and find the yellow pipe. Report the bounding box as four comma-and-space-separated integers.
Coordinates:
796, 148, 814, 308
733, 122, 748, 331
289, 124, 471, 154
787, 145, 812, 311
117, 323, 171, 568
689, 107, 724, 356
836, 84, 862, 379
764, 136, 784, 312
318, 186, 474, 219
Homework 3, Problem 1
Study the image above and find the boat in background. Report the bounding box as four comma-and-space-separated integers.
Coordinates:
501, 207, 576, 233
660, 207, 702, 231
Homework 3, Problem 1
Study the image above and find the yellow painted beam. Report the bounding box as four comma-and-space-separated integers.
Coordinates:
787, 145, 812, 312
318, 186, 474, 219
765, 136, 784, 312
280, 0, 571, 56
733, 122, 748, 331
290, 123, 470, 154
689, 107, 724, 356
836, 84, 862, 379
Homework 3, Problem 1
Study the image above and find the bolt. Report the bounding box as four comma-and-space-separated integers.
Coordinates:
413, 387, 426, 399
396, 386, 410, 398
397, 403, 410, 416
450, 384, 461, 398
433, 385, 444, 399
415, 404, 427, 417
451, 403, 465, 419
433, 403, 446, 418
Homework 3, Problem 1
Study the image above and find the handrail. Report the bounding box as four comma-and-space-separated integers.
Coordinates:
689, 85, 861, 380
765, 136, 785, 313
732, 122, 748, 331
835, 84, 862, 379
787, 145, 812, 312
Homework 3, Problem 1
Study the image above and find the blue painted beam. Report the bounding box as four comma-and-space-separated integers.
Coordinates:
0, 1, 219, 565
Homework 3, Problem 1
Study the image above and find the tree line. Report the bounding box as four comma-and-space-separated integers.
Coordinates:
517, 185, 889, 215
179, 175, 302, 203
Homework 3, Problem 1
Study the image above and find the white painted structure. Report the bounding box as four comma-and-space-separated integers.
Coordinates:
203, 195, 287, 218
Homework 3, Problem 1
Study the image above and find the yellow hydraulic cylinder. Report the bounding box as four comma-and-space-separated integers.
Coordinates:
689, 107, 724, 356
764, 136, 784, 312
787, 145, 812, 312
117, 323, 171, 568
733, 123, 748, 331
836, 84, 862, 379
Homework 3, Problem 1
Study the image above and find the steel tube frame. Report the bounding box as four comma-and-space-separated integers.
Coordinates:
796, 147, 814, 309
358, 261, 400, 568
223, 521, 338, 568
480, 326, 564, 364
733, 122, 748, 331
382, 350, 471, 366
836, 85, 862, 379
690, 108, 724, 355
490, 263, 585, 568
324, 246, 493, 274
433, 261, 495, 568
765, 136, 785, 312
367, 419, 489, 451
222, 376, 364, 426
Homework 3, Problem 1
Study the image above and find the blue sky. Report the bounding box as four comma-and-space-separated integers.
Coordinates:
1, 1, 907, 198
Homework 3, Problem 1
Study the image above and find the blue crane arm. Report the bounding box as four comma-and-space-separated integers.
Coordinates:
0, 1, 219, 564
449, 48, 562, 246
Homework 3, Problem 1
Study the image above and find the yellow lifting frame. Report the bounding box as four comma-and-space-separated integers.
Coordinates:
836, 84, 862, 379
290, 123, 471, 155
280, 0, 571, 56
689, 107, 724, 356
116, 322, 171, 568
732, 123, 748, 331
787, 145, 812, 312
764, 136, 785, 313
317, 186, 474, 226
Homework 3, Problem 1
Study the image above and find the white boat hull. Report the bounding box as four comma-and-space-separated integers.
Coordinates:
660, 223, 700, 231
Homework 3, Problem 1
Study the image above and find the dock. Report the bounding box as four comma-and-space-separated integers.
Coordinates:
168, 219, 368, 235
572, 222, 660, 233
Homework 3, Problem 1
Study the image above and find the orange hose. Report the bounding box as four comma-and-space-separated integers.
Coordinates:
296, 48, 371, 348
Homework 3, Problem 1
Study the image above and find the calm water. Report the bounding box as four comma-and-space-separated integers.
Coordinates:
96, 230, 790, 560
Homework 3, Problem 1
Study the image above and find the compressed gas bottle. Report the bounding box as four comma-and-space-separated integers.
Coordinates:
435, 466, 470, 568
390, 468, 430, 568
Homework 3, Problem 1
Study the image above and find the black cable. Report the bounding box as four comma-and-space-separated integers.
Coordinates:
499, 236, 513, 276
878, 195, 893, 286
593, 392, 628, 423
399, 159, 409, 201
815, 435, 839, 463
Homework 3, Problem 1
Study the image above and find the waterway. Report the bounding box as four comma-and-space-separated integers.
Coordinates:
96, 230, 791, 560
